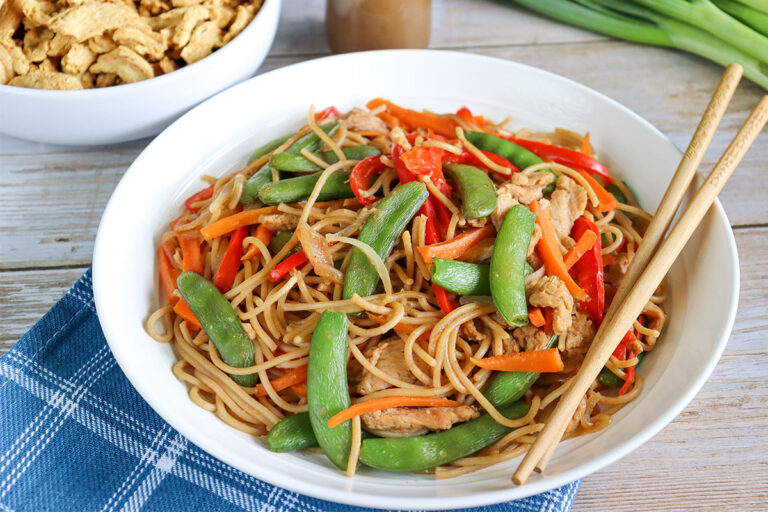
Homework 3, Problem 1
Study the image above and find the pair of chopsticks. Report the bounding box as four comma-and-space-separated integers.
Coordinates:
513, 63, 768, 486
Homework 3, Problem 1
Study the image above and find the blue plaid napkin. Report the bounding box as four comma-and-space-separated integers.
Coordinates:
0, 270, 581, 512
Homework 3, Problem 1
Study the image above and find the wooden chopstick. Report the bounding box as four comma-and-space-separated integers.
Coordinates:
513, 93, 768, 486
533, 63, 744, 474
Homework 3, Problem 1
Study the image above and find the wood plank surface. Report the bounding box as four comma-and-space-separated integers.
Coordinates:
0, 0, 766, 509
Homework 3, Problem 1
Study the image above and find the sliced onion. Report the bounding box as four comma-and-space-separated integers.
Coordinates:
326, 234, 392, 296
297, 223, 343, 284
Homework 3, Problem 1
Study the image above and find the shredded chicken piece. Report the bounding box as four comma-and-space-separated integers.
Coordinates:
527, 275, 574, 335
460, 320, 485, 342
491, 172, 553, 230
604, 252, 631, 288
356, 338, 418, 395
566, 393, 589, 433
8, 69, 82, 89
259, 213, 299, 232
561, 310, 595, 368
362, 405, 479, 438
505, 325, 550, 353
549, 175, 587, 244
345, 107, 388, 133
641, 301, 666, 347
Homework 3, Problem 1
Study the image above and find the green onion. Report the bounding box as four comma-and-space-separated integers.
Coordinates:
510, 0, 768, 89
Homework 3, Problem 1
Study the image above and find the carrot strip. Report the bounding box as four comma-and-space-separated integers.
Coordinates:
563, 230, 598, 269
378, 112, 400, 127
470, 348, 564, 373
581, 132, 591, 155
417, 225, 494, 266
178, 233, 204, 274
158, 247, 181, 304
528, 307, 546, 328
542, 307, 555, 335
173, 299, 201, 329
459, 237, 495, 263
530, 201, 586, 300
255, 366, 308, 397
576, 169, 617, 212
367, 98, 457, 138
200, 206, 278, 241
242, 225, 273, 261
327, 396, 462, 428
213, 226, 247, 293
290, 383, 307, 397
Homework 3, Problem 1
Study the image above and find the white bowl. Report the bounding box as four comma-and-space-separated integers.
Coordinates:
93, 50, 739, 509
0, 0, 280, 146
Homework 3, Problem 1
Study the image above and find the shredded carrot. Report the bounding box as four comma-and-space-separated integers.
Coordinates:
367, 98, 457, 138
528, 307, 546, 328
255, 366, 308, 397
378, 112, 400, 127
327, 396, 461, 428
471, 348, 564, 373
458, 237, 495, 263
243, 225, 273, 261
173, 299, 201, 329
291, 383, 307, 397
530, 200, 586, 300
576, 169, 617, 212
581, 132, 591, 155
563, 230, 598, 269
158, 247, 181, 304
417, 225, 494, 266
178, 233, 204, 274
200, 206, 278, 240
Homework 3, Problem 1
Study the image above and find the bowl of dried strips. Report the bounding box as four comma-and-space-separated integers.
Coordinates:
0, 0, 280, 145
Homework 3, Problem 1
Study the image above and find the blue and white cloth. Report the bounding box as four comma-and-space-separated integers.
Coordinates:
0, 270, 581, 511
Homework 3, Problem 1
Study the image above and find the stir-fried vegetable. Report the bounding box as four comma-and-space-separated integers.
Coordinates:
471, 349, 564, 373
259, 172, 354, 204
367, 98, 457, 137
569, 217, 605, 323
200, 206, 278, 240
509, 0, 768, 89
343, 182, 429, 300
247, 133, 294, 164
240, 165, 275, 205
349, 155, 388, 206
176, 271, 258, 386
430, 258, 491, 296
508, 138, 613, 184
307, 310, 351, 470
212, 226, 248, 292
418, 225, 494, 266
327, 397, 462, 428
270, 145, 381, 173
255, 366, 308, 397
490, 205, 537, 327
443, 163, 498, 219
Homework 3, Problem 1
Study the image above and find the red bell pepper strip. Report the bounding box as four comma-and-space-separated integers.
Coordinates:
443, 149, 520, 174
213, 226, 248, 292
178, 233, 204, 274
506, 138, 612, 184
400, 146, 451, 196
456, 107, 487, 128
184, 185, 214, 212
619, 351, 637, 396
315, 106, 340, 120
433, 283, 458, 314
349, 155, 387, 206
158, 246, 181, 304
268, 250, 308, 282
569, 216, 605, 324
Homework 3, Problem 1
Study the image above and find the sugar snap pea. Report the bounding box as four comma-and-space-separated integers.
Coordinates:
267, 412, 317, 452
307, 310, 351, 470
176, 271, 257, 386
259, 172, 354, 204
430, 259, 491, 296
270, 145, 379, 173
443, 163, 497, 219
240, 165, 274, 205
490, 204, 536, 327
285, 122, 339, 154
599, 352, 646, 388
268, 230, 294, 254
343, 182, 429, 300
465, 131, 556, 194
247, 134, 293, 164
358, 401, 530, 472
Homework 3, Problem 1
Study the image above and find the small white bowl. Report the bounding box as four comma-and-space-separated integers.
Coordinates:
0, 0, 280, 146
93, 50, 739, 509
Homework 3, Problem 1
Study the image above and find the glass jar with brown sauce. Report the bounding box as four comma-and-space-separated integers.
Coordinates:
326, 0, 431, 54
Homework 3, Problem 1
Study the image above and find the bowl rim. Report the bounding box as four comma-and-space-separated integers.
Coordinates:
0, 0, 278, 97
93, 49, 740, 509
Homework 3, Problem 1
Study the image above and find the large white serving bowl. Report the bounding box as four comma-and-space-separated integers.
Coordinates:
0, 0, 280, 146
93, 50, 739, 510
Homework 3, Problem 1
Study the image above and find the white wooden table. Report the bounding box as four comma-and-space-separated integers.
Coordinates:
1, 1, 766, 509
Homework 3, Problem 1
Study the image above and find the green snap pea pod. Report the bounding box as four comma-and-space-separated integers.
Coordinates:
343, 182, 429, 300
483, 335, 558, 409
430, 259, 491, 296
599, 352, 646, 388
431, 259, 536, 298
443, 163, 497, 219
271, 121, 338, 161
176, 271, 257, 386
358, 401, 529, 472
490, 204, 536, 327
606, 183, 628, 205
267, 412, 317, 452
247, 134, 294, 164
268, 230, 294, 254
240, 165, 274, 205
465, 131, 557, 194
307, 310, 351, 470
259, 172, 354, 204
270, 144, 379, 173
